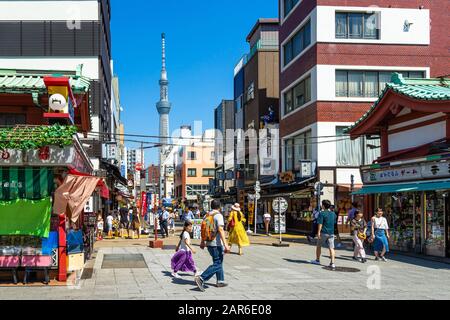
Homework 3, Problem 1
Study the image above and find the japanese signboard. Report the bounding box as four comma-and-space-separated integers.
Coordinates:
362, 160, 450, 184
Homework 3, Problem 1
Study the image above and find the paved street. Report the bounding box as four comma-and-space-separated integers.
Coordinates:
1, 235, 449, 300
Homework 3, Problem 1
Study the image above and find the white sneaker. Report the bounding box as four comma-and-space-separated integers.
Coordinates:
171, 272, 181, 279
194, 270, 201, 277
310, 259, 321, 265
381, 256, 388, 262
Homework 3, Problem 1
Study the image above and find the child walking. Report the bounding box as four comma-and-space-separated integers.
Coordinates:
171, 221, 198, 279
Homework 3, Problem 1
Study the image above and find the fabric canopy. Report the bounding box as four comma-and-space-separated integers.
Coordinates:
353, 180, 450, 195
0, 167, 54, 201
0, 198, 52, 238
53, 174, 100, 223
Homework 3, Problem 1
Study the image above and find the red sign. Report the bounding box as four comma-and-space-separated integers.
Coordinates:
141, 192, 147, 217
135, 163, 143, 171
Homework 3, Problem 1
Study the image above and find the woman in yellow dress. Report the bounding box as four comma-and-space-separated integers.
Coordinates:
227, 203, 250, 255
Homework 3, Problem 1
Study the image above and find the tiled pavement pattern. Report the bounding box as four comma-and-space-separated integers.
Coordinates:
0, 238, 450, 300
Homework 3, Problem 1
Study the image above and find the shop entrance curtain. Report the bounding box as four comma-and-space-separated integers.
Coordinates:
0, 198, 52, 238
0, 167, 54, 201
53, 174, 100, 223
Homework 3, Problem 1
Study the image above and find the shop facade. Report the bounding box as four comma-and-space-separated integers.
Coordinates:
349, 73, 450, 258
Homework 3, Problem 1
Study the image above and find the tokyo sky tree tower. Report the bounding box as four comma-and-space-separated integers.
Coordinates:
156, 33, 171, 148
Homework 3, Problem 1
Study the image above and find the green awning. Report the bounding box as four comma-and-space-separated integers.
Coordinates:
0, 197, 52, 238
353, 180, 450, 195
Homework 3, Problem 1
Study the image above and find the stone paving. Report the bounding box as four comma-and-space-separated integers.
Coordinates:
0, 236, 449, 300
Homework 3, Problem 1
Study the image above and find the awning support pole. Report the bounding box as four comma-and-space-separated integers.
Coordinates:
57, 213, 67, 282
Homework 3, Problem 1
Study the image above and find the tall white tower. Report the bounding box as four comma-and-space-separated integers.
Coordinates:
156, 33, 172, 198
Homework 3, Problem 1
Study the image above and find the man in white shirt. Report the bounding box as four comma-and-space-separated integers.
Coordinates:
106, 213, 114, 238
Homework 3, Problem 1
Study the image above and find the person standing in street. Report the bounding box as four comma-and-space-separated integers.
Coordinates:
346, 202, 359, 226
350, 210, 367, 263
371, 208, 390, 262
168, 209, 176, 236
96, 212, 104, 241
263, 212, 272, 236
195, 199, 230, 291
310, 200, 337, 270
106, 212, 114, 238
227, 203, 250, 255
131, 209, 141, 239
159, 207, 170, 238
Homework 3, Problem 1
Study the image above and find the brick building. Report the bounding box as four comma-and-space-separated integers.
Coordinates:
276, 0, 450, 232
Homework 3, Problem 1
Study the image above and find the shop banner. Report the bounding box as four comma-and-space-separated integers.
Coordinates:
141, 192, 147, 217
0, 167, 54, 201
363, 160, 450, 184
0, 197, 52, 238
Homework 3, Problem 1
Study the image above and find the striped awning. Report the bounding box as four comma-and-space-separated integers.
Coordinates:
0, 167, 54, 201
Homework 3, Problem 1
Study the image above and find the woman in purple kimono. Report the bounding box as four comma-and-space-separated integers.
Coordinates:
171, 221, 198, 278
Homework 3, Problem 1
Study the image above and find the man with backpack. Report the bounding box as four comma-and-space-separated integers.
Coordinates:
195, 199, 230, 292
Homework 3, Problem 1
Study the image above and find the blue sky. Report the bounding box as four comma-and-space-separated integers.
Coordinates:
111, 0, 278, 165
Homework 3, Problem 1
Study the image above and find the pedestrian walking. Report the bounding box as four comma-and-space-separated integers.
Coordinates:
331, 205, 343, 248
131, 209, 141, 239
263, 212, 272, 236
171, 221, 198, 279
371, 208, 390, 261
346, 202, 359, 225
119, 207, 129, 238
227, 203, 250, 256
106, 212, 114, 238
96, 213, 104, 241
195, 199, 230, 292
310, 200, 337, 270
307, 208, 320, 243
169, 209, 176, 236
159, 207, 170, 238
350, 210, 367, 263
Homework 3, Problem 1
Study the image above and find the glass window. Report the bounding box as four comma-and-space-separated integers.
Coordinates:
364, 13, 378, 39
379, 72, 392, 94
284, 76, 311, 115
187, 168, 197, 177
284, 90, 293, 114
336, 126, 362, 166
202, 169, 215, 177
187, 151, 196, 160
284, 41, 293, 65
348, 71, 363, 97
293, 81, 306, 109
304, 130, 312, 161
336, 71, 348, 97
284, 0, 300, 18
285, 139, 294, 171
408, 71, 425, 78
283, 20, 311, 66
294, 135, 304, 170
335, 13, 347, 38
336, 12, 379, 39
364, 71, 379, 97
348, 13, 363, 39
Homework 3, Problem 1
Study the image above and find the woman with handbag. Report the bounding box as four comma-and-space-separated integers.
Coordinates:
371, 208, 390, 262
227, 203, 250, 255
350, 210, 368, 263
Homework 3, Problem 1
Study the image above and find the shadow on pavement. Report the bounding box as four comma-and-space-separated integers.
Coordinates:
283, 258, 312, 265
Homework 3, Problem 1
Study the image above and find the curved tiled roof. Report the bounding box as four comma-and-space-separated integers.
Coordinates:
0, 71, 91, 94
347, 73, 450, 133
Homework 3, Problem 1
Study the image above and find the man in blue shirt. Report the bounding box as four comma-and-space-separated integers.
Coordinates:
311, 199, 337, 270
159, 207, 170, 238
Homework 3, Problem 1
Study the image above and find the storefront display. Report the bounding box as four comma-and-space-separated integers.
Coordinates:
424, 191, 446, 257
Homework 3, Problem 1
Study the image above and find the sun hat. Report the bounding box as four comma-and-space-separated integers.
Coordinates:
231, 203, 241, 211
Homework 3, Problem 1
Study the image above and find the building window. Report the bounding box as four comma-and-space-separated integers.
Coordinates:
0, 113, 26, 126
336, 126, 380, 166
210, 151, 215, 160
186, 184, 209, 196
336, 70, 425, 98
202, 169, 215, 177
283, 0, 300, 18
284, 130, 312, 171
187, 168, 197, 177
246, 82, 255, 102
284, 75, 311, 115
335, 12, 379, 40
283, 20, 311, 66
187, 151, 197, 160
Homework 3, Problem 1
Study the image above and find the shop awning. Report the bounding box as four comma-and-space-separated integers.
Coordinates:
353, 180, 450, 195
